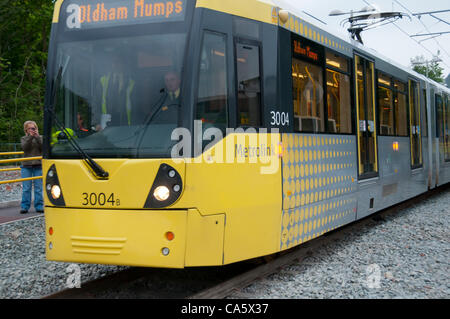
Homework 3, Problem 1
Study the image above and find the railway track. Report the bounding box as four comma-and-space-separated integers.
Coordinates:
42, 185, 448, 299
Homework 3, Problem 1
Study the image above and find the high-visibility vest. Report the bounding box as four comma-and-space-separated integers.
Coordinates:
51, 128, 75, 146
100, 73, 135, 126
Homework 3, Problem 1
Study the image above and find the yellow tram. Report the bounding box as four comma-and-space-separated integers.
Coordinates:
44, 0, 450, 268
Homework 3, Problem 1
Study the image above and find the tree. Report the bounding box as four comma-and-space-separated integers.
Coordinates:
0, 0, 54, 146
411, 55, 445, 84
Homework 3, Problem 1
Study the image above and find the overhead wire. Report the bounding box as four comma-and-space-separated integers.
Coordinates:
392, 0, 450, 60
359, 0, 450, 70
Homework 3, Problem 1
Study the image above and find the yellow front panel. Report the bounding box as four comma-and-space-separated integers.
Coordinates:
182, 133, 282, 264
45, 207, 187, 268
43, 159, 185, 209
185, 209, 225, 267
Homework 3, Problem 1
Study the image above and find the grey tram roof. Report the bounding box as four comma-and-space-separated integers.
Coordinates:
269, 0, 450, 94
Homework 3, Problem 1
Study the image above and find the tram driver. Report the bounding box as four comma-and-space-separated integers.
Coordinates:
95, 56, 136, 130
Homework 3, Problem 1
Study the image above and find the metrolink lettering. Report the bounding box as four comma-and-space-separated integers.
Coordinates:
235, 144, 274, 159
73, 0, 183, 25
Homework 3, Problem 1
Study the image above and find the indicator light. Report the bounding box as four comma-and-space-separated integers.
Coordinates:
165, 232, 175, 241
49, 227, 54, 236
278, 142, 284, 158
393, 141, 399, 151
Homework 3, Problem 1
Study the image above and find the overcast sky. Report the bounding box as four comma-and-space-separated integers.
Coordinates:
279, 0, 450, 78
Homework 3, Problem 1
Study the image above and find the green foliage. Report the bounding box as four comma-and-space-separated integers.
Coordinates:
0, 0, 54, 145
411, 55, 445, 84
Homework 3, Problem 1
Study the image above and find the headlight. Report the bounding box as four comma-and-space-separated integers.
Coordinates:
51, 185, 61, 199
153, 186, 170, 201
144, 164, 183, 209
46, 164, 66, 206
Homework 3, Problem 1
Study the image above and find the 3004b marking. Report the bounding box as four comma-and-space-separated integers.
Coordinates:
82, 193, 120, 206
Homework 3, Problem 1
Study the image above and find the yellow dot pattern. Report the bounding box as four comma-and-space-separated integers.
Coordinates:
280, 134, 358, 250
276, 8, 352, 56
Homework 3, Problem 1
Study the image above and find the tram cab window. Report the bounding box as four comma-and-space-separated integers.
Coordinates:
326, 51, 352, 134
196, 32, 228, 130
236, 42, 262, 127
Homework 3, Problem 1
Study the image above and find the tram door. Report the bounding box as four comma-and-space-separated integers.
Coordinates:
354, 55, 378, 179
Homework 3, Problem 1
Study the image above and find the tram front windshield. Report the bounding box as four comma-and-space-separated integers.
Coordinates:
49, 7, 189, 159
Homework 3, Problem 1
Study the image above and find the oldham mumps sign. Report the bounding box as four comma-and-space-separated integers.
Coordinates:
64, 0, 186, 30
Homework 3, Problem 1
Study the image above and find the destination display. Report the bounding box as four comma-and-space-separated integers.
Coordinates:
292, 36, 323, 64
65, 0, 186, 30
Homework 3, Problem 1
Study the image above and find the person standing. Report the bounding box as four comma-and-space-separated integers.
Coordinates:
20, 121, 44, 214
98, 56, 135, 129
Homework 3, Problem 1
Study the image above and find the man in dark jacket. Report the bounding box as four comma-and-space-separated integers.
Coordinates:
20, 121, 43, 214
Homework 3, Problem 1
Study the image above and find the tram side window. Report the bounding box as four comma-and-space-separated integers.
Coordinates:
376, 74, 408, 137
436, 94, 443, 139
196, 32, 228, 129
292, 59, 324, 133
421, 89, 428, 137
377, 74, 394, 136
326, 51, 352, 134
236, 42, 262, 127
395, 85, 408, 137
409, 80, 422, 167
445, 94, 450, 161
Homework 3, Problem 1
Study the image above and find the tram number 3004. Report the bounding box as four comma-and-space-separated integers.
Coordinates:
82, 192, 120, 206
270, 111, 289, 126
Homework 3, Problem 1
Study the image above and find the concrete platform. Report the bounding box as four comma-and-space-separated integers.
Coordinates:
0, 201, 43, 224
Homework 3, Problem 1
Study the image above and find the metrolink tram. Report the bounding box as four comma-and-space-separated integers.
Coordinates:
43, 0, 450, 268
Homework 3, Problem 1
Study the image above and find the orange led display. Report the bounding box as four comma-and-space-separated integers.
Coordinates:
293, 40, 319, 62
66, 0, 186, 30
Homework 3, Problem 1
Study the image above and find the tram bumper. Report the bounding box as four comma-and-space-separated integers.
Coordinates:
45, 207, 189, 268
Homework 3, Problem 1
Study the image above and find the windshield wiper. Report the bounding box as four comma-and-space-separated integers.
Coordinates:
49, 67, 109, 179
134, 88, 169, 156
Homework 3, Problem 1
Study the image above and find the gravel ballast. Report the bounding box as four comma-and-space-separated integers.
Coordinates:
229, 188, 450, 299
0, 187, 448, 299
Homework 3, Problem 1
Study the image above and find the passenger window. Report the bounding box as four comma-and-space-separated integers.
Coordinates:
435, 93, 450, 161
409, 80, 422, 167
236, 42, 262, 127
292, 36, 325, 133
293, 59, 324, 132
326, 51, 352, 134
377, 74, 394, 136
376, 74, 408, 137
436, 94, 443, 139
395, 89, 408, 137
422, 89, 428, 137
196, 32, 228, 129
445, 95, 450, 161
